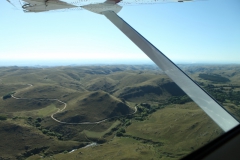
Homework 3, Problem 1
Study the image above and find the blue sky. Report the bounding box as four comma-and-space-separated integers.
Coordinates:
0, 0, 240, 66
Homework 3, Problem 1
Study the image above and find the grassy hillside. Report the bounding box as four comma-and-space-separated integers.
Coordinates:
0, 64, 239, 159
0, 121, 83, 160
54, 91, 134, 123
33, 102, 222, 160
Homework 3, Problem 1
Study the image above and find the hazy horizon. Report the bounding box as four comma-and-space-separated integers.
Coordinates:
1, 59, 240, 67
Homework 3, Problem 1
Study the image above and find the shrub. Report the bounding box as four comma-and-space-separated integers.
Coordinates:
2, 92, 15, 100
35, 123, 41, 127
125, 121, 131, 126
2, 94, 11, 100
137, 107, 143, 112
116, 131, 123, 137
36, 117, 42, 122
12, 116, 18, 120
111, 127, 118, 132
47, 132, 56, 136
97, 138, 106, 144
0, 115, 7, 120
119, 128, 125, 133
42, 129, 48, 134
56, 133, 63, 140
135, 117, 144, 121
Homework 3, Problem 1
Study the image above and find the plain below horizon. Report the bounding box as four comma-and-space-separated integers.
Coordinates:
0, 59, 240, 67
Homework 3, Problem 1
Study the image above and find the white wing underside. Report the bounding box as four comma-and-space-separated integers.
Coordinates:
18, 0, 192, 12
22, 0, 77, 12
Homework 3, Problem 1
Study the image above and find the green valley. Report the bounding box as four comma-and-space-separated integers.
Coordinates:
0, 64, 239, 160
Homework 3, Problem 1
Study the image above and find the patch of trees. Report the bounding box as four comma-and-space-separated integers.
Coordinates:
111, 127, 118, 132
23, 147, 48, 158
2, 92, 15, 100
94, 138, 107, 144
205, 87, 240, 105
41, 128, 63, 140
27, 117, 63, 140
168, 95, 192, 104
27, 117, 42, 128
116, 128, 126, 137
0, 115, 7, 120
104, 123, 123, 137
125, 120, 131, 126
134, 103, 160, 121
122, 134, 164, 146
107, 103, 164, 137
118, 118, 132, 127
3, 94, 11, 100
199, 73, 230, 83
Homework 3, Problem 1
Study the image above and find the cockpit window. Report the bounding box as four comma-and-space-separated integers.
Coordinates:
1, 0, 239, 159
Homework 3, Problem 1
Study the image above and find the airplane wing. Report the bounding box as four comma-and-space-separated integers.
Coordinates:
82, 0, 123, 14
7, 0, 193, 12
21, 0, 77, 12
102, 10, 239, 132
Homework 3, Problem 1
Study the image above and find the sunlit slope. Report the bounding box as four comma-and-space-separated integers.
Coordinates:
126, 103, 222, 151
0, 84, 28, 96
0, 66, 85, 87
54, 91, 134, 123
113, 76, 185, 102
84, 77, 118, 92
15, 84, 77, 99
0, 67, 51, 84
0, 83, 77, 113
0, 98, 54, 112
80, 70, 184, 102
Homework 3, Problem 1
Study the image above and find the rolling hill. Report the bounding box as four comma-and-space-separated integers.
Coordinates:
0, 64, 240, 159
54, 91, 134, 123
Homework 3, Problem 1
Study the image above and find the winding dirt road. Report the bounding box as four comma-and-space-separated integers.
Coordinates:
11, 84, 137, 125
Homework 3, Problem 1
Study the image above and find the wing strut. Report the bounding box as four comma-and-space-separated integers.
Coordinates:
102, 10, 239, 132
